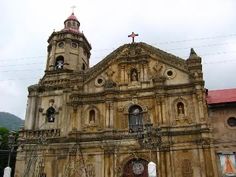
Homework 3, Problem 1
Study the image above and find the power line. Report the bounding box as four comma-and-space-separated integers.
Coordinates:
0, 69, 43, 72
0, 77, 41, 81
0, 56, 235, 74
153, 33, 236, 45
0, 59, 235, 81
0, 33, 235, 62
0, 55, 45, 62
0, 62, 45, 68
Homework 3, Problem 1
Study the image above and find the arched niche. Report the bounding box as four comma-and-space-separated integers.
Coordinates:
82, 105, 100, 128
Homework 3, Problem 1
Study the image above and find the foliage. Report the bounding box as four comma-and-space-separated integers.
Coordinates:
0, 127, 17, 177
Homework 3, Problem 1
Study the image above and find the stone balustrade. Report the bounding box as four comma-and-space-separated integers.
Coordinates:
19, 129, 60, 139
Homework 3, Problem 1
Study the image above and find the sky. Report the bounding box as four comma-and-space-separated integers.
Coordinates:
0, 0, 236, 119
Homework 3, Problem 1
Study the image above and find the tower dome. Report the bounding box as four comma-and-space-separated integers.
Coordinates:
63, 12, 80, 33
46, 12, 91, 73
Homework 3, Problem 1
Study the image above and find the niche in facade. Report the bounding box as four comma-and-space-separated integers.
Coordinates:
130, 68, 138, 82
177, 102, 185, 115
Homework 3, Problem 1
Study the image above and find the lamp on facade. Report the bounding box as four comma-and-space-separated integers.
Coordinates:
144, 122, 153, 134
133, 121, 162, 149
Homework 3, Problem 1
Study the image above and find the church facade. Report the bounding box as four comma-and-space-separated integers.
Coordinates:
15, 13, 220, 177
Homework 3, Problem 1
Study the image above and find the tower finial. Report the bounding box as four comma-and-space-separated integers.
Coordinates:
71, 5, 76, 14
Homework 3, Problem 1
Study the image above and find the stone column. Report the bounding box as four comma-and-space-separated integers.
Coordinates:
160, 96, 166, 125
196, 90, 205, 122
104, 148, 114, 177
120, 65, 125, 83
197, 147, 207, 177
165, 151, 172, 177
210, 147, 219, 177
143, 64, 148, 81
64, 39, 71, 70
155, 97, 162, 125
25, 96, 37, 130
105, 102, 114, 128
160, 151, 167, 177
48, 40, 57, 71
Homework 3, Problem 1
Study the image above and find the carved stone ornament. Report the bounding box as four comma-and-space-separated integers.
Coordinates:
121, 45, 145, 57
104, 79, 117, 88
181, 159, 193, 177
105, 67, 115, 79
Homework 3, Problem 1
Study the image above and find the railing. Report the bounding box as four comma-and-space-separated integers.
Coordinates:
19, 129, 60, 139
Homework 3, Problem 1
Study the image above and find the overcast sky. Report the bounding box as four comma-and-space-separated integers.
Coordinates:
0, 0, 236, 119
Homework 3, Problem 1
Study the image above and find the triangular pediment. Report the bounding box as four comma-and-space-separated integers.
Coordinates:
85, 42, 188, 83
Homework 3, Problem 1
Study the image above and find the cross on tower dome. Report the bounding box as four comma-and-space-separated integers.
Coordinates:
63, 12, 80, 33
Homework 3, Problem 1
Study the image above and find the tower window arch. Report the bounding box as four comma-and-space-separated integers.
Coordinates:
130, 68, 138, 81
89, 110, 95, 123
129, 105, 143, 132
177, 102, 185, 115
55, 56, 64, 70
67, 21, 71, 28
46, 106, 56, 122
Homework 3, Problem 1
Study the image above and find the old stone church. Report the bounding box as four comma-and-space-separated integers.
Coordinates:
15, 12, 223, 177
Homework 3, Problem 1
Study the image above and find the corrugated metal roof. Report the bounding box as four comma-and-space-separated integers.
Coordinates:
206, 88, 236, 104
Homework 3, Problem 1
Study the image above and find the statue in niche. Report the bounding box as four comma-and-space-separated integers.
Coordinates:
177, 102, 185, 115
89, 110, 95, 124
131, 69, 138, 81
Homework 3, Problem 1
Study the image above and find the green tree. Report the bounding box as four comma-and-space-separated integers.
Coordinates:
0, 127, 17, 177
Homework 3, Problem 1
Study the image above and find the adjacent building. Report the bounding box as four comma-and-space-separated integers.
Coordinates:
207, 88, 236, 177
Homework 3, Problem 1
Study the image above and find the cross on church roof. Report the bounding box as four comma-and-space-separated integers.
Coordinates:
128, 32, 139, 43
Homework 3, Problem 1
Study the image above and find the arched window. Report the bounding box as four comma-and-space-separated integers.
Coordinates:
46, 106, 56, 122
67, 21, 71, 28
177, 102, 185, 115
89, 110, 95, 123
55, 56, 64, 70
130, 68, 138, 81
129, 105, 143, 132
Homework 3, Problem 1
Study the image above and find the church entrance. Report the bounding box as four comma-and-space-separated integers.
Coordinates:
122, 158, 148, 177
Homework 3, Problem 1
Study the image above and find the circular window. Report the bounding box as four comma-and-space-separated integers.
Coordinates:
167, 70, 173, 76
227, 117, 236, 127
165, 69, 176, 79
71, 42, 77, 48
95, 77, 105, 87
58, 42, 64, 48
97, 78, 103, 84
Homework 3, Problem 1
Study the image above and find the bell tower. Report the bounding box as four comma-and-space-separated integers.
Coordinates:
46, 13, 91, 72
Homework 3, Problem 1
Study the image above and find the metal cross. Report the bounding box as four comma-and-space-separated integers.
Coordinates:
71, 5, 76, 13
128, 32, 139, 43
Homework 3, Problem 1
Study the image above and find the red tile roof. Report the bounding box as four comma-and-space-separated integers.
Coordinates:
207, 88, 236, 104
